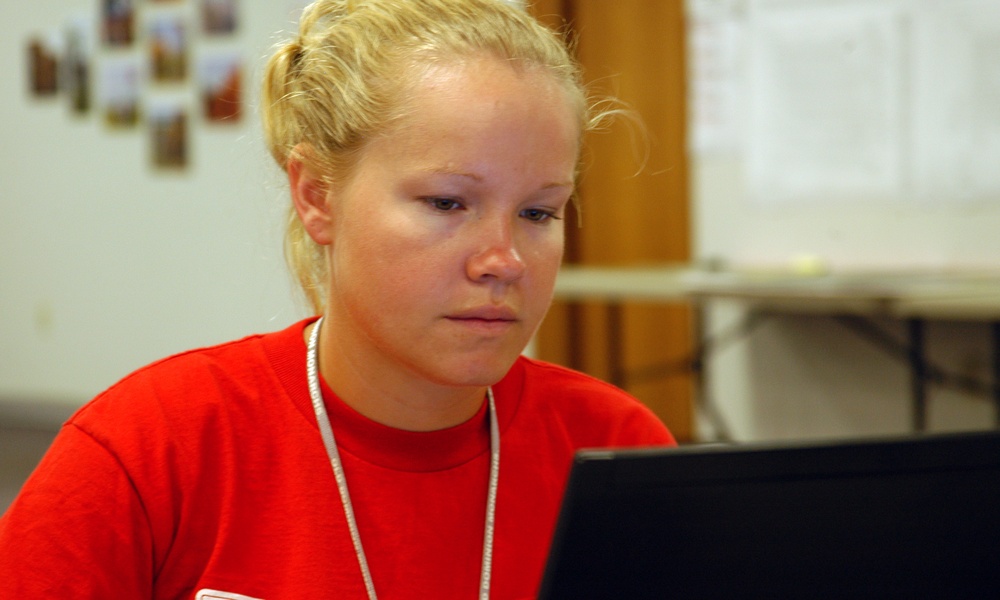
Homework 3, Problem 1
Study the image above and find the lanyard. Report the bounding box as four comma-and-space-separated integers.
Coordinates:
306, 318, 500, 600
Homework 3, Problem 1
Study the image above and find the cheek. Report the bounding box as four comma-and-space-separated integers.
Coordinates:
336, 200, 410, 264
530, 225, 565, 269
337, 215, 447, 303
523, 232, 565, 297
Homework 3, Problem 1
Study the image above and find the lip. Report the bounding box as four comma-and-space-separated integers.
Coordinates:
445, 306, 519, 333
448, 306, 518, 321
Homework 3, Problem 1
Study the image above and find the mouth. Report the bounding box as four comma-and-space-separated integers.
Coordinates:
448, 305, 517, 321
445, 306, 519, 332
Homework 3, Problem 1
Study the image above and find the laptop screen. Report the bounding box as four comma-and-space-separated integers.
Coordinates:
538, 431, 1000, 599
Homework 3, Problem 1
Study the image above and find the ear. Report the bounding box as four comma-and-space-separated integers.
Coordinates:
288, 145, 334, 246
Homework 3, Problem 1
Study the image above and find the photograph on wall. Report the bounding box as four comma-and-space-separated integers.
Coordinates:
99, 56, 142, 128
27, 34, 60, 97
149, 15, 188, 82
64, 17, 93, 114
198, 52, 242, 123
203, 0, 238, 35
102, 0, 135, 47
149, 98, 189, 169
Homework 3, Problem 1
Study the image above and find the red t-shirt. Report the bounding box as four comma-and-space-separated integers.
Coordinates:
0, 319, 674, 599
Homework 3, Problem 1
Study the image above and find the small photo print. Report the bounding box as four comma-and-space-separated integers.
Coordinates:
99, 56, 141, 128
149, 16, 188, 82
102, 0, 135, 47
199, 52, 242, 123
203, 0, 238, 35
64, 17, 94, 114
149, 98, 188, 169
27, 34, 60, 97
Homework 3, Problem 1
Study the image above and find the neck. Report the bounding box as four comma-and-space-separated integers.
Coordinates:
304, 320, 489, 432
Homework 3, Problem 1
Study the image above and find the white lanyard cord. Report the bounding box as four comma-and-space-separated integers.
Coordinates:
306, 318, 499, 600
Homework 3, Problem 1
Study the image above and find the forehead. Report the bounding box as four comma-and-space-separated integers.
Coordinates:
366, 56, 581, 168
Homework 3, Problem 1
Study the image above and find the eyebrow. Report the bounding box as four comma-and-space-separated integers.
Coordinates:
424, 167, 483, 182
424, 167, 574, 190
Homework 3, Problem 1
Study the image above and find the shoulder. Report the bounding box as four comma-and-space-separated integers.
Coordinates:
68, 319, 310, 443
497, 356, 676, 447
81, 333, 263, 414
508, 355, 631, 400
505, 355, 650, 405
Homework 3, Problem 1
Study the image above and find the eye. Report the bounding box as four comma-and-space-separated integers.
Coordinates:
424, 197, 463, 212
520, 207, 562, 223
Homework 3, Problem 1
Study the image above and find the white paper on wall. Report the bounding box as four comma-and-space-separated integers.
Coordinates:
745, 1, 906, 205
911, 0, 1000, 204
686, 0, 747, 156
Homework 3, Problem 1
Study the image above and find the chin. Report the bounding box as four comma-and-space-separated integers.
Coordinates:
429, 354, 522, 389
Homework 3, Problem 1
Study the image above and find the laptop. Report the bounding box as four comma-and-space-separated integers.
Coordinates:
538, 431, 1000, 598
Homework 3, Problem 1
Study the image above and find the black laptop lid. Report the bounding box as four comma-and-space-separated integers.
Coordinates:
538, 431, 1000, 599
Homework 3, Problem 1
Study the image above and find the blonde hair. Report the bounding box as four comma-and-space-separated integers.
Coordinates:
261, 0, 592, 314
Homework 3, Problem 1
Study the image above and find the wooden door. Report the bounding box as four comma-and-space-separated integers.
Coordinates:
530, 0, 694, 442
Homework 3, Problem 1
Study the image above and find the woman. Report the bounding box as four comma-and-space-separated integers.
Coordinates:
0, 1, 674, 597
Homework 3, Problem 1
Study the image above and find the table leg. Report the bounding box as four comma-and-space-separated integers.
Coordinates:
992, 322, 1000, 428
607, 303, 626, 389
566, 302, 585, 373
908, 319, 927, 432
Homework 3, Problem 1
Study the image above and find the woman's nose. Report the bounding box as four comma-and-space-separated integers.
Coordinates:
466, 219, 526, 284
